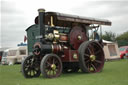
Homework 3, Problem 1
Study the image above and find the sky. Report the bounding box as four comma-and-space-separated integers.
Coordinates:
0, 0, 128, 48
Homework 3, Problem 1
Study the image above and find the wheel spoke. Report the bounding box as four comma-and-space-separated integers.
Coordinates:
84, 53, 90, 57
48, 58, 52, 64
25, 69, 30, 75
88, 44, 94, 54
54, 59, 58, 64
95, 60, 102, 64
33, 70, 35, 75
91, 63, 97, 71
87, 62, 91, 70
88, 48, 92, 54
34, 67, 40, 71
52, 58, 54, 64
85, 59, 90, 64
95, 50, 101, 55
46, 62, 51, 66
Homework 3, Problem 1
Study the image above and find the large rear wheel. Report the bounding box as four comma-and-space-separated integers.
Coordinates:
40, 54, 62, 78
78, 41, 105, 73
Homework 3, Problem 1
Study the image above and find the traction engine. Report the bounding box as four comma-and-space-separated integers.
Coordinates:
22, 9, 111, 78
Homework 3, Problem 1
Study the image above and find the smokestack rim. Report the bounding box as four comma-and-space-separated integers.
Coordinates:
38, 8, 45, 12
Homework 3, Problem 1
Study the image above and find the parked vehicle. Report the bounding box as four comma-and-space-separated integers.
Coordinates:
1, 46, 27, 65
0, 55, 1, 62
1, 49, 9, 65
7, 48, 18, 65
119, 46, 128, 59
17, 46, 28, 62
7, 46, 27, 65
0, 52, 2, 62
0, 48, 9, 62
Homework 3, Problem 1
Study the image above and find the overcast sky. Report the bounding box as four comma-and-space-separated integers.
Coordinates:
0, 0, 128, 48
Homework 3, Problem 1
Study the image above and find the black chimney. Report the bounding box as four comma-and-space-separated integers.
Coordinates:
38, 9, 45, 38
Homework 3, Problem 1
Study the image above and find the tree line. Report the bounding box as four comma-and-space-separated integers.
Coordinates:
102, 31, 128, 47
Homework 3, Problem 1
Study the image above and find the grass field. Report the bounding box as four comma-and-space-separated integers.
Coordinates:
0, 59, 128, 85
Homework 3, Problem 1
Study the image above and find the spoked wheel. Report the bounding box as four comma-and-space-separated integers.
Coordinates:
78, 41, 105, 73
40, 54, 62, 78
22, 55, 41, 78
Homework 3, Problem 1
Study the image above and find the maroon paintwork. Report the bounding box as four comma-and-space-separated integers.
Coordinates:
61, 50, 79, 62
70, 26, 88, 49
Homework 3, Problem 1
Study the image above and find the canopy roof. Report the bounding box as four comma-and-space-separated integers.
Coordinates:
35, 12, 112, 27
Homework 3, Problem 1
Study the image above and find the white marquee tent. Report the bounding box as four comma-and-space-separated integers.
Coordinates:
103, 40, 120, 60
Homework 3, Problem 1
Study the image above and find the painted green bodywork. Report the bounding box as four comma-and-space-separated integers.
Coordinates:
26, 24, 40, 55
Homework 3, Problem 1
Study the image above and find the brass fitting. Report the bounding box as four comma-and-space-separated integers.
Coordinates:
51, 16, 54, 27
78, 35, 82, 40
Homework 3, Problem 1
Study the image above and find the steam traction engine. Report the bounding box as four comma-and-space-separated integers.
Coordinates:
22, 9, 111, 78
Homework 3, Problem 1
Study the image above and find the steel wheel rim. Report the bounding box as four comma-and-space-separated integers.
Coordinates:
83, 42, 104, 73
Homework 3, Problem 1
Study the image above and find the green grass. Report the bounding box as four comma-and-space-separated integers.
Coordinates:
0, 60, 128, 85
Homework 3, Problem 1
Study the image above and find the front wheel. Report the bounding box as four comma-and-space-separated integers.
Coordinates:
22, 55, 41, 78
40, 54, 62, 78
